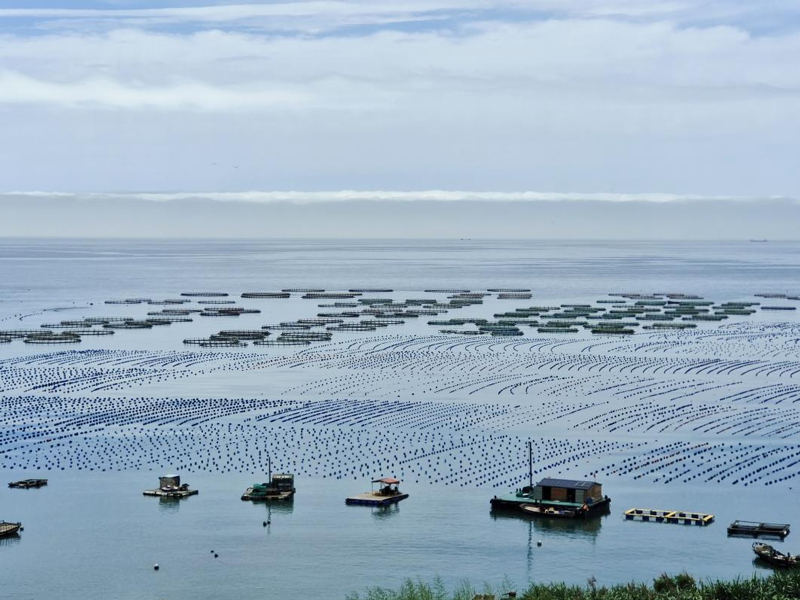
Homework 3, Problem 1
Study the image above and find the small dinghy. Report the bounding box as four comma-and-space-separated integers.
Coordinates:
0, 521, 22, 537
520, 503, 579, 518
753, 542, 800, 568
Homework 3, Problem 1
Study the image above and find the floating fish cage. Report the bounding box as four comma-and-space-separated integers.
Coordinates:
303, 293, 361, 299
538, 327, 579, 333
372, 318, 405, 324
637, 314, 675, 321
216, 330, 269, 340
645, 323, 697, 329
425, 289, 470, 293
755, 293, 788, 298
241, 292, 291, 299
317, 312, 360, 318
282, 289, 324, 293
64, 329, 115, 336
254, 340, 312, 346
84, 317, 132, 324
349, 289, 393, 293
180, 292, 229, 297
145, 319, 174, 326
690, 315, 728, 321
358, 298, 394, 305
488, 288, 531, 292
25, 334, 81, 344
297, 319, 343, 325
439, 329, 487, 335
103, 321, 153, 329
591, 328, 634, 335
197, 300, 236, 305
39, 323, 79, 329
262, 324, 312, 331
279, 333, 331, 341
762, 306, 796, 311
0, 337, 11, 344
200, 341, 246, 348
624, 508, 713, 526
0, 329, 54, 338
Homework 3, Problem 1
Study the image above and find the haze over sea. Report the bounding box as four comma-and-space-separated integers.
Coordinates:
2, 238, 800, 599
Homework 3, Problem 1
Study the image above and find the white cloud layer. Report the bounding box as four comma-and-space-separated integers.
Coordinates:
3, 190, 790, 204
0, 1, 799, 195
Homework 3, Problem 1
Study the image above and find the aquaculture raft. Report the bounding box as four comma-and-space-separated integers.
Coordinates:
346, 477, 408, 506
624, 508, 714, 526
143, 475, 198, 499
728, 520, 790, 539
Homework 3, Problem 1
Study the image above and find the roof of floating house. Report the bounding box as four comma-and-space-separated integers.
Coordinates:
536, 478, 599, 490
373, 477, 400, 484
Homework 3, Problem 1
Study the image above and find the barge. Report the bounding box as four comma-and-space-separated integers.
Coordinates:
346, 477, 408, 506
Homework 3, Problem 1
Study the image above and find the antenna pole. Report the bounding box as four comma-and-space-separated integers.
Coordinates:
528, 440, 533, 489
268, 453, 272, 482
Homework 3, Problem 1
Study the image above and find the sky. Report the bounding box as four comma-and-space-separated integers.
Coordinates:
0, 1, 798, 237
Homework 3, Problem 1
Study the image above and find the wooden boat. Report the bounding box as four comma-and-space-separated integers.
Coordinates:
753, 543, 800, 568
520, 503, 579, 518
8, 478, 47, 489
0, 521, 21, 537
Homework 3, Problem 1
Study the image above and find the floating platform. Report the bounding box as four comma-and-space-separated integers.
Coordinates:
347, 477, 408, 506
345, 491, 409, 506
143, 475, 197, 499
624, 508, 714, 526
728, 520, 790, 538
143, 488, 198, 499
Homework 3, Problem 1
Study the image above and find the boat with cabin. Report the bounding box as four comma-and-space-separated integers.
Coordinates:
490, 442, 610, 518
346, 477, 408, 506
242, 456, 296, 501
143, 474, 198, 499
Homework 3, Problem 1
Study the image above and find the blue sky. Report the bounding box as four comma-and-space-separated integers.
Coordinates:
0, 1, 798, 206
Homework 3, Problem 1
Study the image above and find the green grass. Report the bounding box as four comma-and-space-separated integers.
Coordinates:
346, 570, 800, 600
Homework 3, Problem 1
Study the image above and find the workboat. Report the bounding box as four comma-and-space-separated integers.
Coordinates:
753, 543, 800, 568
0, 521, 21, 537
241, 455, 295, 501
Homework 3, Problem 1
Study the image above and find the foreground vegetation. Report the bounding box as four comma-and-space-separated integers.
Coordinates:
346, 571, 800, 600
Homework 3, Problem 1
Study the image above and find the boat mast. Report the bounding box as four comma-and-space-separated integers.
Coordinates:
528, 440, 533, 489
268, 452, 272, 482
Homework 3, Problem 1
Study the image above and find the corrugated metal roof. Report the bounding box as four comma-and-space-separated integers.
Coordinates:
536, 478, 598, 490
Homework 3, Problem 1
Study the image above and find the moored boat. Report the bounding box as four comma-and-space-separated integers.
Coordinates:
753, 542, 800, 568
0, 521, 22, 537
8, 478, 47, 489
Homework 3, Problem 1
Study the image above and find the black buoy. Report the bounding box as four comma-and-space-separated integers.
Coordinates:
214, 554, 219, 558
154, 564, 160, 571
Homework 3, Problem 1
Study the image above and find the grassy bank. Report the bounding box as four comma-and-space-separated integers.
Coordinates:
346, 571, 800, 600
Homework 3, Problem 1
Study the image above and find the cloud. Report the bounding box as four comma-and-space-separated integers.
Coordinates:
2, 190, 789, 204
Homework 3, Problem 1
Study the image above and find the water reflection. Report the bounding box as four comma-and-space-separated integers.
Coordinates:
491, 504, 610, 540
157, 496, 182, 512
0, 533, 22, 547
371, 503, 400, 520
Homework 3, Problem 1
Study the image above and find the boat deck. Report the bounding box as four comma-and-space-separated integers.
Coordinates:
625, 508, 714, 526
143, 488, 198, 499
345, 492, 409, 506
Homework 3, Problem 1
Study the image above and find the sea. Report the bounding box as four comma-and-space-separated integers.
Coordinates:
1, 238, 799, 599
